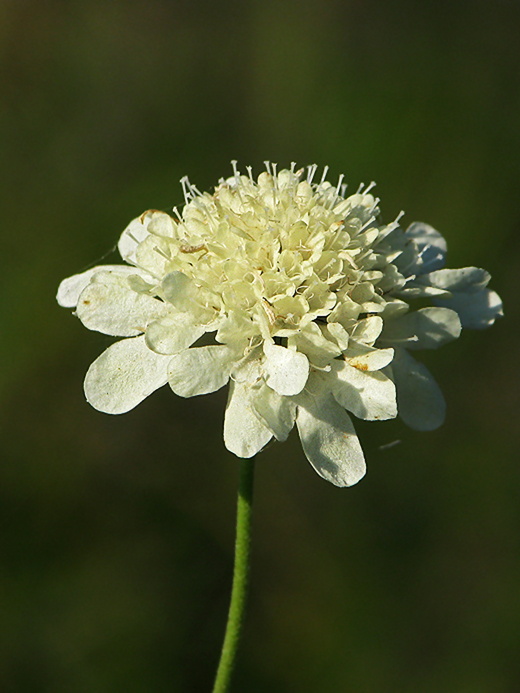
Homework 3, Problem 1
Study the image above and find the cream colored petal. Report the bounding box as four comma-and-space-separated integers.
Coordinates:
435, 288, 503, 329
84, 336, 171, 414
145, 314, 205, 355
427, 267, 490, 292
57, 265, 152, 308
380, 307, 461, 350
296, 390, 366, 487
251, 384, 297, 441
263, 342, 309, 396
288, 322, 342, 368
350, 316, 383, 346
325, 322, 350, 351
404, 222, 447, 273
345, 345, 395, 371
330, 361, 397, 421
162, 271, 199, 311
392, 348, 445, 431
168, 345, 236, 397
118, 214, 154, 264
224, 381, 273, 458
76, 281, 169, 336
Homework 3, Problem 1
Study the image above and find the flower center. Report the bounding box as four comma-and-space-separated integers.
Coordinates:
135, 163, 401, 349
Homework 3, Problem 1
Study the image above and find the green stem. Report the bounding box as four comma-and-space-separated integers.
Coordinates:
212, 458, 256, 693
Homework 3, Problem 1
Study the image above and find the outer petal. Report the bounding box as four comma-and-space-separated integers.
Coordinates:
76, 281, 169, 336
330, 361, 397, 421
296, 389, 366, 487
344, 345, 395, 371
57, 265, 153, 308
400, 267, 491, 300
118, 213, 154, 264
168, 345, 236, 397
350, 316, 383, 346
380, 307, 461, 350
145, 314, 205, 355
391, 348, 446, 431
162, 271, 199, 311
424, 267, 490, 292
434, 288, 503, 330
84, 336, 172, 414
224, 381, 273, 458
288, 322, 342, 368
263, 342, 309, 396
251, 384, 297, 441
404, 222, 447, 273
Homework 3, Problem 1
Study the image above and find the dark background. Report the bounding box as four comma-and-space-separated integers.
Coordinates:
1, 1, 518, 691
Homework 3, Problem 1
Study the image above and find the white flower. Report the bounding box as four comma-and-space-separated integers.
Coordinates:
57, 163, 502, 486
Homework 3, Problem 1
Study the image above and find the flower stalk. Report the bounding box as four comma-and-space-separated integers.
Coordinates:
213, 458, 256, 693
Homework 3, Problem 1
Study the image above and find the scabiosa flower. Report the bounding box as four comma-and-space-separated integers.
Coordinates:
57, 163, 502, 486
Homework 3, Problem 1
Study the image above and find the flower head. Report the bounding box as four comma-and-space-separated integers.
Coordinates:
58, 163, 502, 486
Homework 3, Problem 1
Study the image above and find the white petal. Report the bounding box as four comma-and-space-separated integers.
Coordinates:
326, 322, 350, 351
435, 288, 503, 330
330, 361, 397, 421
345, 345, 395, 371
296, 390, 366, 487
168, 345, 236, 397
288, 322, 342, 368
76, 281, 168, 336
380, 307, 461, 350
57, 265, 152, 308
145, 314, 205, 354
405, 222, 447, 273
118, 214, 154, 264
84, 336, 171, 414
392, 348, 445, 430
224, 381, 273, 458
426, 267, 490, 292
263, 342, 309, 396
350, 316, 383, 345
251, 384, 297, 441
162, 271, 199, 311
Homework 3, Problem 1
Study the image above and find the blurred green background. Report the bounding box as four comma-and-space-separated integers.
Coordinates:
1, 0, 518, 691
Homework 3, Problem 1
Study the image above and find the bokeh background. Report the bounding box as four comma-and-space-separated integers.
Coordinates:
1, 0, 518, 691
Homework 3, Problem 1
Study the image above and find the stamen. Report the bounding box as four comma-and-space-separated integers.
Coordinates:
335, 174, 345, 198
307, 164, 318, 184
359, 215, 376, 233
364, 181, 377, 195
231, 160, 240, 186
318, 165, 329, 188
264, 161, 272, 176
356, 182, 365, 194
246, 166, 254, 182
153, 245, 170, 260
368, 197, 380, 215
180, 176, 192, 205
